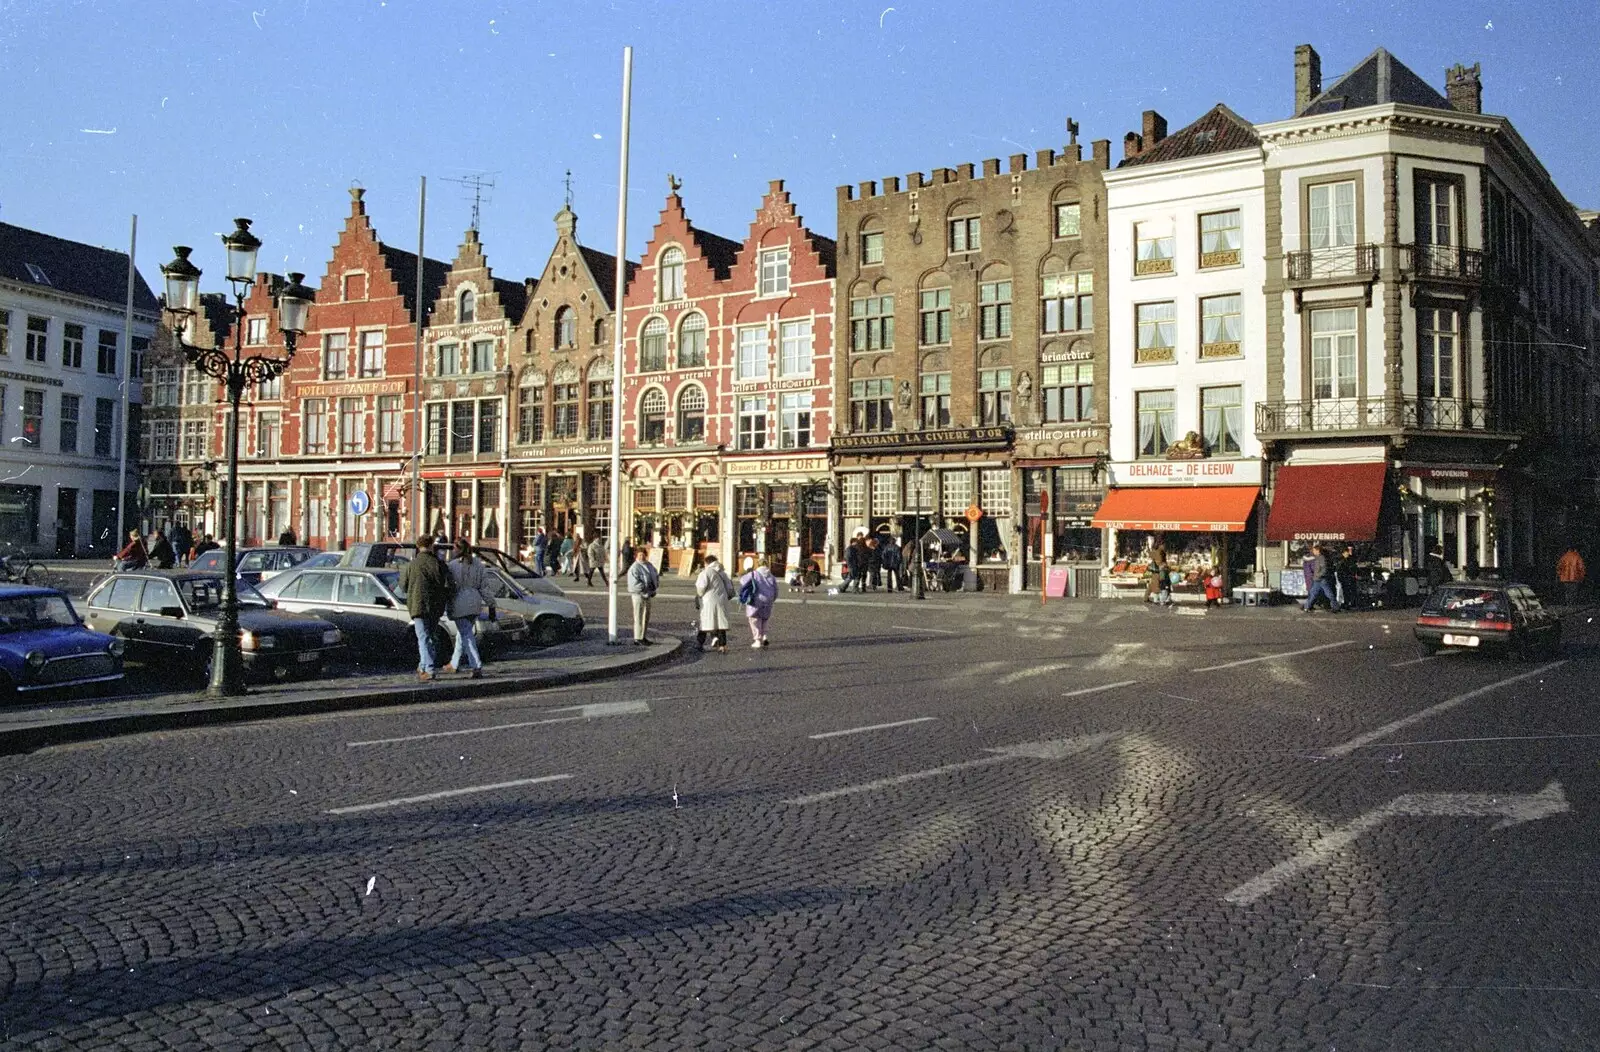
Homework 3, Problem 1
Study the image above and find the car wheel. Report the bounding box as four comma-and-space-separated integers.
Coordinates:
533, 618, 566, 646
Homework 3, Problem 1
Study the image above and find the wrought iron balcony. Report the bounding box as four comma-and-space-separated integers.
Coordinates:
1256, 396, 1503, 437
1401, 244, 1484, 281
1285, 243, 1381, 282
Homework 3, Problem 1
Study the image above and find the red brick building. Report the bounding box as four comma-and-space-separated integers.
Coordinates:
620, 179, 836, 575
232, 187, 447, 548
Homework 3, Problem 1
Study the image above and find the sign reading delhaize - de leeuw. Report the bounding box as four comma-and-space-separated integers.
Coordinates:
1108, 459, 1262, 486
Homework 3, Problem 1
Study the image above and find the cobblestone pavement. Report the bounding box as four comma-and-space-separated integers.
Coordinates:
2, 586, 1598, 1050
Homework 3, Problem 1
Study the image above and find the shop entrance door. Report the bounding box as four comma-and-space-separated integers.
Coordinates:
55, 488, 78, 556
451, 482, 474, 542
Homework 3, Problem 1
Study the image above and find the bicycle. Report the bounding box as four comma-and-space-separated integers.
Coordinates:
0, 552, 57, 590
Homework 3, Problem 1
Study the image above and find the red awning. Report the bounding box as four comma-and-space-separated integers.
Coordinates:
1090, 486, 1259, 532
1265, 462, 1387, 542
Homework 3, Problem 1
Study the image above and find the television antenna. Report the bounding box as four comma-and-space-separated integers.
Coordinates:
441, 171, 498, 231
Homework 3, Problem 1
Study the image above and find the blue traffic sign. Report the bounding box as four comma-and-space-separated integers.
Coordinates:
348, 489, 371, 516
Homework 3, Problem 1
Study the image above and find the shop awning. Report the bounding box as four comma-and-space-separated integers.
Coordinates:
1265, 462, 1386, 542
1090, 486, 1259, 532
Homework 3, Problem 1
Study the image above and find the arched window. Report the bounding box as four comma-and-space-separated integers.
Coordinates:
678, 313, 707, 368
459, 288, 476, 323
658, 247, 684, 302
593, 317, 606, 346
640, 316, 668, 371
555, 306, 576, 348
640, 388, 667, 443
677, 385, 706, 443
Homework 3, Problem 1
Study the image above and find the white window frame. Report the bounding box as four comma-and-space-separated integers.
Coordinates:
758, 247, 791, 297
778, 319, 812, 377
779, 392, 812, 449
736, 395, 768, 451
736, 326, 768, 382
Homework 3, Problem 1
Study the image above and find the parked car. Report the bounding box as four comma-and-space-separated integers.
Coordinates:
1415, 580, 1561, 659
301, 550, 344, 568
479, 567, 584, 645
340, 542, 567, 597
0, 584, 125, 698
187, 546, 319, 586
84, 571, 344, 682
256, 566, 529, 666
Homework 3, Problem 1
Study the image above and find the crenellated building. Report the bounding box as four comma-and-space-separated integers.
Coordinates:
833, 139, 1112, 591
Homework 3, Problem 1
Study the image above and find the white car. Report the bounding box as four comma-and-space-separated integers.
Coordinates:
480, 567, 584, 645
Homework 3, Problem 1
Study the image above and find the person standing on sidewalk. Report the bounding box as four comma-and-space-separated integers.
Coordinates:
627, 546, 659, 645
693, 555, 735, 652
169, 522, 193, 568
1557, 546, 1586, 606
397, 534, 452, 681
585, 534, 609, 586
880, 533, 903, 592
531, 527, 548, 577
572, 532, 592, 584
864, 536, 883, 591
740, 555, 779, 648
844, 536, 865, 593
444, 540, 490, 678
559, 532, 576, 575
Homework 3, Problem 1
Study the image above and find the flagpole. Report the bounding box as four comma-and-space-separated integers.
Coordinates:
117, 214, 137, 547
411, 176, 426, 539
607, 46, 633, 644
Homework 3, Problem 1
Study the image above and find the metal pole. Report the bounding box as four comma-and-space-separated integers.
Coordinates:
117, 214, 137, 547
209, 294, 246, 697
411, 176, 427, 541
607, 45, 633, 644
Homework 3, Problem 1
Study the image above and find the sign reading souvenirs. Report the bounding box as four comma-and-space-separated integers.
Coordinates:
1106, 459, 1263, 487
832, 426, 1010, 452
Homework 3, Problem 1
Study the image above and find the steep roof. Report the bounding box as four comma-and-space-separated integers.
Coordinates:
1118, 104, 1262, 168
493, 276, 530, 326
377, 242, 451, 320
807, 233, 838, 276
687, 225, 741, 280
0, 221, 160, 311
1300, 47, 1451, 116
577, 246, 638, 310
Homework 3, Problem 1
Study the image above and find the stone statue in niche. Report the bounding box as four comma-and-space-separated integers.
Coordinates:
896, 380, 913, 411
1165, 431, 1207, 460
1015, 371, 1037, 426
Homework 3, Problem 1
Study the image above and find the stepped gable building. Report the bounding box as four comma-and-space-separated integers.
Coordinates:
0, 221, 157, 555
1096, 104, 1270, 599
258, 187, 447, 549
418, 226, 532, 545
506, 203, 635, 554
617, 180, 743, 574
142, 292, 232, 542
1250, 45, 1600, 589
833, 136, 1112, 592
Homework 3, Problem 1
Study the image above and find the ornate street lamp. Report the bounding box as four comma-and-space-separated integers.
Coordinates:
161, 222, 313, 698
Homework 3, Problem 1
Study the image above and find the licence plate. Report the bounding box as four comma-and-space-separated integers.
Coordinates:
296, 651, 321, 663
1442, 633, 1480, 647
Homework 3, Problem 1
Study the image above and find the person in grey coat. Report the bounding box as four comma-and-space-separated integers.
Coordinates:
445, 540, 490, 678
626, 547, 659, 645
693, 555, 735, 652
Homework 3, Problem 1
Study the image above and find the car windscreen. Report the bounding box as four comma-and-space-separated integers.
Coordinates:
377, 571, 404, 598
0, 594, 80, 631
237, 582, 272, 608
1422, 587, 1510, 619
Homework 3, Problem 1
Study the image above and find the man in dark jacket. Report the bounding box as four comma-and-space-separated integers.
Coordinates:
147, 530, 176, 570
864, 537, 883, 590
169, 523, 194, 567
1336, 545, 1360, 610
880, 533, 903, 591
397, 534, 452, 681
1302, 543, 1341, 613
844, 537, 865, 593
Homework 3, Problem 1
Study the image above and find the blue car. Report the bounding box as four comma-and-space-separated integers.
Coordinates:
0, 584, 126, 698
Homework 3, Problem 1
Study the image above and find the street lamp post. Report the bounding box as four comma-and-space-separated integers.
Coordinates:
161, 222, 312, 698
909, 459, 929, 600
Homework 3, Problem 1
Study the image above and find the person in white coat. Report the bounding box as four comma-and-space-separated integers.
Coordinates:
445, 540, 491, 678
693, 555, 735, 652
739, 555, 780, 648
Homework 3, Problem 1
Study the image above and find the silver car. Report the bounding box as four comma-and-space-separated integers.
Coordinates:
479, 567, 585, 645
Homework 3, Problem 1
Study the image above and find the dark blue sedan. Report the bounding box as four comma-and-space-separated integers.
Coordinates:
0, 584, 125, 698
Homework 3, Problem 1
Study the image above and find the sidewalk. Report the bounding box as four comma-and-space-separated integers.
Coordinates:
0, 629, 682, 756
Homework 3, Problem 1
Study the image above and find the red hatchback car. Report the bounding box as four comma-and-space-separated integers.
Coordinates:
1415, 581, 1561, 659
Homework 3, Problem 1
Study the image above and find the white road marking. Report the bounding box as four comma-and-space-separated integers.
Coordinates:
809, 717, 937, 740
785, 732, 1118, 805
1192, 640, 1353, 673
890, 624, 958, 634
345, 700, 651, 747
997, 662, 1073, 686
328, 774, 573, 814
1061, 680, 1138, 698
1322, 661, 1567, 758
1224, 781, 1569, 904
1389, 652, 1459, 668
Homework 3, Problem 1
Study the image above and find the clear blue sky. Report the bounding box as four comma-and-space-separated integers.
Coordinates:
3, 0, 1596, 294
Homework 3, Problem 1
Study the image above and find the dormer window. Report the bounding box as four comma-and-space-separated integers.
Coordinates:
459, 288, 476, 323
658, 248, 684, 302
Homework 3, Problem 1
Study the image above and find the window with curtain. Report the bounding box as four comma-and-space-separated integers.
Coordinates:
1135, 222, 1174, 274
978, 368, 1011, 425
555, 307, 576, 348
1419, 307, 1459, 398
518, 380, 544, 443
678, 313, 706, 367
1199, 294, 1243, 358
1136, 390, 1175, 458
322, 333, 347, 378
870, 473, 899, 517
1136, 302, 1176, 363
658, 248, 684, 301
736, 326, 768, 380
941, 470, 972, 516
1310, 307, 1359, 399
640, 317, 667, 371
1199, 209, 1242, 267
1201, 386, 1242, 455
1309, 181, 1356, 249
676, 385, 705, 442
359, 330, 385, 376
378, 395, 403, 453
920, 372, 951, 428
303, 399, 327, 454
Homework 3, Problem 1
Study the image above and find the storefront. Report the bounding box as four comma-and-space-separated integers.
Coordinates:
626, 458, 721, 574
1092, 458, 1261, 601
1397, 464, 1499, 576
833, 426, 1014, 591
506, 444, 612, 556
1264, 455, 1393, 598
724, 454, 830, 577
1014, 425, 1109, 592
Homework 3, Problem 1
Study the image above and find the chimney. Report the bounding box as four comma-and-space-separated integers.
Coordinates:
1142, 110, 1167, 147
1446, 62, 1483, 114
1295, 44, 1322, 113
1091, 138, 1111, 170
349, 185, 366, 216
1122, 131, 1143, 162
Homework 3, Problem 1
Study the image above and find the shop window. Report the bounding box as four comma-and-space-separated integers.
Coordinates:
1200, 386, 1242, 455
1043, 363, 1093, 422
870, 473, 898, 518
980, 469, 1011, 514
920, 372, 951, 429
1136, 390, 1175, 458
978, 368, 1011, 426
941, 471, 973, 518
841, 475, 865, 518
849, 378, 893, 433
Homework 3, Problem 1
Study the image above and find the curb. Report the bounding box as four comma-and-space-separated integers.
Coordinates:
0, 635, 684, 757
